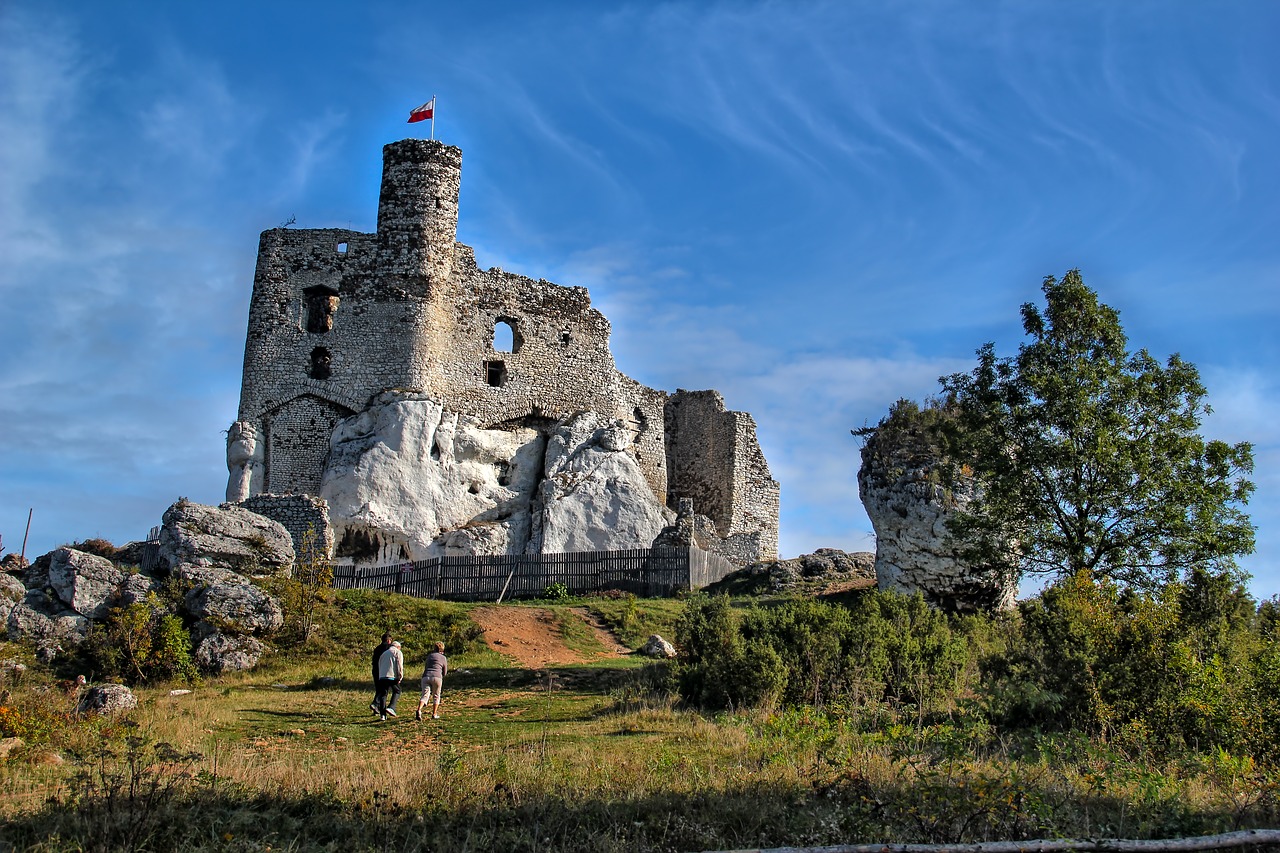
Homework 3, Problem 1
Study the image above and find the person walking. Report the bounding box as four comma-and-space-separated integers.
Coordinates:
371, 633, 404, 721
416, 641, 448, 721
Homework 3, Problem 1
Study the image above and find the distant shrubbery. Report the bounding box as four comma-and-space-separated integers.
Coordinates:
675, 571, 1280, 763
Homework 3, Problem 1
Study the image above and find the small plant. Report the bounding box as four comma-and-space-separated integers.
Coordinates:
64, 721, 202, 852
542, 582, 571, 601
278, 524, 334, 644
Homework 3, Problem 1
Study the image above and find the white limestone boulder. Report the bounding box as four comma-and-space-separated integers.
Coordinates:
6, 589, 91, 656
47, 548, 125, 620
180, 565, 283, 635
0, 574, 24, 627
322, 392, 544, 562
640, 634, 676, 659
160, 499, 294, 578
537, 412, 673, 554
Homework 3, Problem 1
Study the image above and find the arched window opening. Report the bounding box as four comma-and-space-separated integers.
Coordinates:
304, 285, 340, 334
485, 360, 508, 388
336, 241, 348, 254
493, 318, 523, 353
309, 347, 332, 380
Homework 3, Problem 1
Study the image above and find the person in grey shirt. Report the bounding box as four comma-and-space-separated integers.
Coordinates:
416, 641, 448, 720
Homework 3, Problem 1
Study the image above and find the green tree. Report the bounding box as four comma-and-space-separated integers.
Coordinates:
940, 270, 1254, 588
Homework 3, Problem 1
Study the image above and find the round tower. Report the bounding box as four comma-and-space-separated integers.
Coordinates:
376, 139, 462, 290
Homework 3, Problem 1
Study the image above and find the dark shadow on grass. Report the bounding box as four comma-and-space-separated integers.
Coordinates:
6, 771, 1272, 853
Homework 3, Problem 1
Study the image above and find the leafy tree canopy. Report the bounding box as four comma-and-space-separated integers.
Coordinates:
938, 270, 1254, 589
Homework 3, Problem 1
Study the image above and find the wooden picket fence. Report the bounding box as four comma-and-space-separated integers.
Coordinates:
331, 546, 736, 601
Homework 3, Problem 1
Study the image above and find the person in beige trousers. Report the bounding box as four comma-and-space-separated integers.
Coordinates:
416, 641, 448, 720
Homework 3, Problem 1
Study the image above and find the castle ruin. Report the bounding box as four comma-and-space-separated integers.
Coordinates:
226, 139, 779, 567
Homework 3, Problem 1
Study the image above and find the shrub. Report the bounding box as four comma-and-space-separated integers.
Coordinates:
978, 568, 1271, 757
85, 594, 198, 685
674, 591, 972, 715
542, 582, 571, 601
277, 524, 334, 644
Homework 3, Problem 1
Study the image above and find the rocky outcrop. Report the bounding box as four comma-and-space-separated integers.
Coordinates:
47, 548, 124, 620
193, 629, 265, 673
5, 501, 290, 671
6, 589, 91, 659
0, 573, 24, 627
321, 393, 672, 565
159, 499, 294, 578
537, 412, 673, 554
858, 404, 1016, 613
182, 574, 283, 635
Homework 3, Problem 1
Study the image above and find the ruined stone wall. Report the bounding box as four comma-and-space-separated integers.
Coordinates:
232, 138, 776, 561
664, 390, 779, 562
238, 494, 333, 561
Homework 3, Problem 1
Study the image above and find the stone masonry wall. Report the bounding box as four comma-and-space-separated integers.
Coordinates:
238, 494, 333, 561
664, 390, 779, 562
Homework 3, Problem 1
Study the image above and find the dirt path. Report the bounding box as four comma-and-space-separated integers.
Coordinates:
469, 606, 629, 668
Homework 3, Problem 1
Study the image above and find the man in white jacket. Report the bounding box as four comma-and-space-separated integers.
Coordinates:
371, 633, 404, 721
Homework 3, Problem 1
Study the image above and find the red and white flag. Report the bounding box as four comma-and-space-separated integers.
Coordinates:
408, 98, 435, 123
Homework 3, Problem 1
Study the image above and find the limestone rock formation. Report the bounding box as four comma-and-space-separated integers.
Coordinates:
159, 499, 294, 578
322, 392, 545, 562
6, 589, 91, 659
47, 548, 125, 620
194, 630, 265, 673
858, 407, 1016, 612
0, 573, 24, 627
183, 575, 284, 636
4, 512, 291, 675
321, 394, 673, 564
536, 412, 673, 554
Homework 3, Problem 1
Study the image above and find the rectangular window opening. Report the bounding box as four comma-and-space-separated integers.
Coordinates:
485, 360, 508, 388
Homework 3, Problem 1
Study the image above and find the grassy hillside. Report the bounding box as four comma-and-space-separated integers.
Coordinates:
1, 587, 1278, 852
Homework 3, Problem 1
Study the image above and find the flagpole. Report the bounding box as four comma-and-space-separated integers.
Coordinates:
431, 95, 436, 140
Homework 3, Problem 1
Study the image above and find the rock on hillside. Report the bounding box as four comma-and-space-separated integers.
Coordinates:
713, 549, 876, 594
159, 499, 294, 578
857, 405, 1015, 613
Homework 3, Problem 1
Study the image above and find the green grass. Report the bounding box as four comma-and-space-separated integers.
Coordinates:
581, 594, 685, 649
3, 590, 1279, 852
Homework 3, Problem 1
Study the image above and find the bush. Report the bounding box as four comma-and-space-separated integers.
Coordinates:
85, 594, 198, 685
978, 568, 1272, 757
542, 582, 571, 602
674, 591, 972, 715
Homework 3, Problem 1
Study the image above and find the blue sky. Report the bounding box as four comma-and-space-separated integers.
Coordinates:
2, 1, 1277, 594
